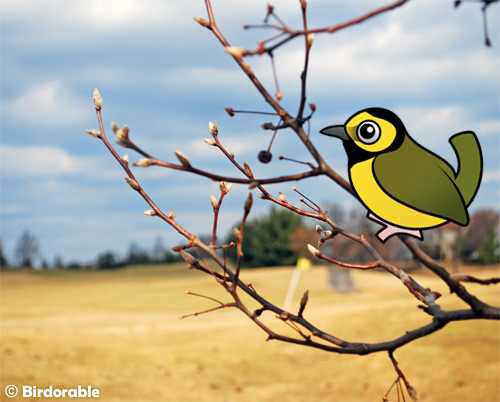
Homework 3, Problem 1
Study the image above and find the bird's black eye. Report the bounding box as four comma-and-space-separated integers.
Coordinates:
357, 121, 380, 144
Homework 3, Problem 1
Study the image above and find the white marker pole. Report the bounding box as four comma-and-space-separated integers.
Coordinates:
283, 267, 302, 311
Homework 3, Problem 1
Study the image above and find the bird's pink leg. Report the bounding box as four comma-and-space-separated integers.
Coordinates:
368, 213, 423, 242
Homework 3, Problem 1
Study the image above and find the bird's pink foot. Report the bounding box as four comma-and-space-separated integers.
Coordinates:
367, 213, 423, 242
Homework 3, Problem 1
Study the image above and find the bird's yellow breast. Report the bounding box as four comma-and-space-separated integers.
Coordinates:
350, 158, 446, 229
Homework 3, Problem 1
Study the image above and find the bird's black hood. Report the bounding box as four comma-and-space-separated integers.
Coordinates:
321, 107, 409, 167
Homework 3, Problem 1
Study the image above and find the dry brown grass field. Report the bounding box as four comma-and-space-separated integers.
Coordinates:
1, 263, 499, 402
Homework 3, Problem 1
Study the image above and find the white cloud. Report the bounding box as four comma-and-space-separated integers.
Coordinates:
305, 42, 496, 100
0, 144, 101, 177
1, 1, 188, 46
3, 81, 87, 125
186, 134, 262, 160
1, 204, 24, 215
165, 66, 248, 91
395, 104, 499, 147
1, 0, 298, 50
476, 119, 500, 137
396, 105, 470, 138
483, 170, 500, 183
260, 4, 499, 101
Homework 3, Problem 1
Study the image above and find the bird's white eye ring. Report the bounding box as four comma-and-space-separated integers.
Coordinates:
357, 120, 381, 144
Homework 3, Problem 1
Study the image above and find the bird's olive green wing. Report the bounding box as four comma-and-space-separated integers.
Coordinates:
373, 137, 469, 225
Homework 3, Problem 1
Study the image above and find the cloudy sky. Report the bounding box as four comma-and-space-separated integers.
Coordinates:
1, 0, 499, 265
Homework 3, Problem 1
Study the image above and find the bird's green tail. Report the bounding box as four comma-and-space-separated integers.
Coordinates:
450, 132, 483, 206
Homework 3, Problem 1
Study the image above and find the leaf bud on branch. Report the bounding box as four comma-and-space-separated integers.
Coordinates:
174, 150, 192, 168
193, 16, 210, 28
171, 245, 184, 253
111, 121, 119, 134
125, 177, 140, 191
121, 125, 129, 138
298, 290, 309, 317
406, 385, 418, 401
180, 250, 198, 269
307, 244, 320, 257
315, 224, 333, 248
85, 129, 101, 138
244, 193, 253, 214
92, 88, 102, 110
220, 181, 233, 194
279, 311, 290, 321
134, 158, 154, 167
307, 33, 315, 47
111, 122, 132, 147
211, 195, 219, 209
243, 161, 253, 177
209, 121, 218, 137
261, 122, 275, 130
224, 107, 235, 117
232, 227, 241, 240
253, 307, 265, 317
225, 46, 247, 58
143, 210, 156, 216
241, 62, 254, 76
117, 125, 129, 142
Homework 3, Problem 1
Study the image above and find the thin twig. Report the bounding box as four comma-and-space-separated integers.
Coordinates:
297, 0, 311, 121
452, 273, 500, 285
149, 156, 323, 185
180, 300, 236, 319
389, 352, 418, 401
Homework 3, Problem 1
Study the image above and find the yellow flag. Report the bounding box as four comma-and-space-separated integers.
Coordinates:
296, 257, 312, 271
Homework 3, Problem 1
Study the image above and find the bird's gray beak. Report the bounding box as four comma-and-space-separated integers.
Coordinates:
320, 125, 349, 141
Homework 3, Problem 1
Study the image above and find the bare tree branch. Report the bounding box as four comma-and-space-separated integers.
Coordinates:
87, 1, 499, 399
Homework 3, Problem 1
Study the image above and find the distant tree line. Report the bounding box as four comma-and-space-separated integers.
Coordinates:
95, 237, 181, 269
436, 209, 500, 264
0, 233, 181, 270
0, 231, 40, 269
1, 208, 498, 271
225, 207, 305, 268
225, 205, 499, 268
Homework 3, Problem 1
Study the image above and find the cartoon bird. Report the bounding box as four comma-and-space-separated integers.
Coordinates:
320, 107, 483, 242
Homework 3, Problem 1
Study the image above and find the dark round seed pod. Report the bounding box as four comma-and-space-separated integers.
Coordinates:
258, 150, 272, 164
